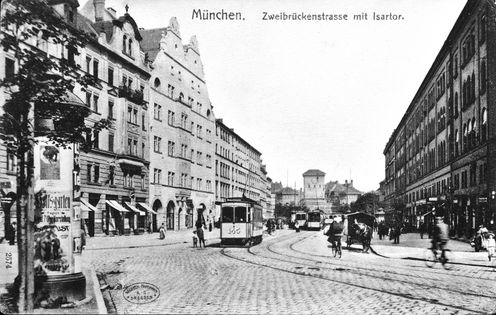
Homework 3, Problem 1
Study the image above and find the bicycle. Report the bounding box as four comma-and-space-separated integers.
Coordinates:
331, 236, 342, 259
424, 246, 452, 270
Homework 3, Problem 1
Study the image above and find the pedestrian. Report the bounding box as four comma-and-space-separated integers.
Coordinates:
159, 222, 166, 240
487, 232, 495, 261
197, 226, 206, 248
6, 221, 16, 245
419, 221, 425, 239
295, 220, 300, 233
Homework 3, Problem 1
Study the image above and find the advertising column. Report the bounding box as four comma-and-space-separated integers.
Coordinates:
32, 139, 85, 302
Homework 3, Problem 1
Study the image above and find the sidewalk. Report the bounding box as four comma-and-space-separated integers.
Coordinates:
370, 232, 493, 267
84, 228, 220, 251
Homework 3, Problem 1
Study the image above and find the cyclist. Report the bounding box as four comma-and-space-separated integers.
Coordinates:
326, 216, 344, 254
431, 216, 449, 263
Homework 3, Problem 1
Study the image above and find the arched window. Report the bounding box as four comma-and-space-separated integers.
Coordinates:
178, 92, 184, 102
154, 77, 161, 88
472, 118, 477, 146
128, 39, 133, 56
455, 129, 459, 156
482, 108, 487, 142
463, 123, 468, 152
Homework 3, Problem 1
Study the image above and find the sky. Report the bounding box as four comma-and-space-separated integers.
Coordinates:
81, 0, 467, 192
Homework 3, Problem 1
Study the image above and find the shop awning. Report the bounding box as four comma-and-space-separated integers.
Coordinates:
80, 199, 98, 211
106, 200, 129, 212
125, 202, 145, 216
137, 202, 158, 215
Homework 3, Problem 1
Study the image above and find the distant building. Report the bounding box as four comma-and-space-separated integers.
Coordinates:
325, 180, 362, 210
302, 169, 329, 213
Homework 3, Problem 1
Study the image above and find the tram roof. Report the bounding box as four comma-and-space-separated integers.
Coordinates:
218, 196, 260, 205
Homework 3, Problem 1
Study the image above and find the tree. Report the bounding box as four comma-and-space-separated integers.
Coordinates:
0, 0, 111, 311
351, 192, 381, 214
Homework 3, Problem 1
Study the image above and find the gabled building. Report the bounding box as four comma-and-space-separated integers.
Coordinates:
141, 18, 216, 231
325, 180, 362, 208
302, 169, 329, 213
75, 0, 152, 236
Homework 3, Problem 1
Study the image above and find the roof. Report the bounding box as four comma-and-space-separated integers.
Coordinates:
280, 187, 298, 195
140, 28, 166, 62
325, 181, 362, 196
302, 169, 325, 176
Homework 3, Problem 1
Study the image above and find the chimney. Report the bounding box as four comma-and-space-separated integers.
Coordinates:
94, 0, 105, 22
345, 180, 348, 186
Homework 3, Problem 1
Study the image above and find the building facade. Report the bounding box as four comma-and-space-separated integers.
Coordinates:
141, 19, 216, 231
214, 119, 268, 218
384, 0, 496, 237
325, 180, 362, 212
302, 169, 329, 213
78, 0, 151, 236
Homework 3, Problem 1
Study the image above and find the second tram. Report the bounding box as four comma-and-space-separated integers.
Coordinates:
220, 196, 263, 246
306, 210, 323, 230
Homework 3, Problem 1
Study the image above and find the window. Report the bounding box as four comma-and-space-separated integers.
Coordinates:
154, 78, 161, 88
167, 171, 174, 185
154, 168, 162, 184
154, 103, 161, 120
168, 110, 175, 126
480, 60, 487, 94
6, 149, 15, 172
123, 35, 127, 54
181, 113, 187, 129
108, 134, 114, 152
142, 114, 146, 131
128, 138, 132, 155
124, 173, 132, 187
141, 142, 145, 158
93, 59, 99, 79
127, 106, 132, 122
5, 58, 15, 80
154, 136, 162, 153
168, 141, 175, 156
482, 108, 487, 142
133, 108, 138, 124
94, 164, 100, 183
87, 164, 93, 183
93, 130, 99, 149
86, 56, 91, 73
92, 94, 99, 112
167, 84, 175, 98
480, 14, 486, 44
108, 99, 114, 119
133, 139, 138, 156
140, 174, 145, 190
108, 66, 114, 86
108, 166, 115, 185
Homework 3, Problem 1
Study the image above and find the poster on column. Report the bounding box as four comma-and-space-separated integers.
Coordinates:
33, 139, 73, 275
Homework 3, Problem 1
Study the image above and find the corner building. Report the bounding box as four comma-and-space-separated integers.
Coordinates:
141, 19, 216, 231
384, 0, 496, 237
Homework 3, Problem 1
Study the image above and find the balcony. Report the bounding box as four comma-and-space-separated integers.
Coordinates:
118, 85, 144, 105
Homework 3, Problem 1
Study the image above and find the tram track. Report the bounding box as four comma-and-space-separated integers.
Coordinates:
285, 234, 495, 282
219, 231, 492, 314
275, 234, 496, 299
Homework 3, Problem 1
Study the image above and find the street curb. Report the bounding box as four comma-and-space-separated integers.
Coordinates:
88, 268, 107, 315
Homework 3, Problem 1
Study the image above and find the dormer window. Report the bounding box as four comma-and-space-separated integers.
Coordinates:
122, 34, 133, 57
123, 35, 127, 53
128, 39, 133, 56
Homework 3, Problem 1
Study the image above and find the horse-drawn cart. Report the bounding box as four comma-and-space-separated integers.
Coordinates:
343, 212, 375, 251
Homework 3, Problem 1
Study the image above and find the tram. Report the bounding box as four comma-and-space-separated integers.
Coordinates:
291, 211, 307, 229
306, 210, 323, 230
220, 196, 263, 246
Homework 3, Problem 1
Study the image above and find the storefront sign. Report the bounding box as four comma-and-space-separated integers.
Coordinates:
0, 244, 18, 286
478, 197, 488, 203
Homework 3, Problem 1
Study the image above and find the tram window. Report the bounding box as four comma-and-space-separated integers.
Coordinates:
222, 207, 234, 223
308, 213, 320, 221
234, 207, 247, 223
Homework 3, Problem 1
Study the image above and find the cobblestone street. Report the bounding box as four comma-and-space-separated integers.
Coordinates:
81, 230, 496, 314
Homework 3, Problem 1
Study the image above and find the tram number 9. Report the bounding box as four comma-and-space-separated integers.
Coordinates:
228, 226, 241, 235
